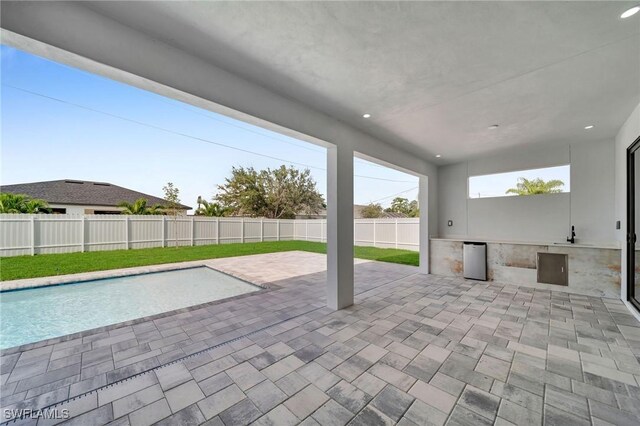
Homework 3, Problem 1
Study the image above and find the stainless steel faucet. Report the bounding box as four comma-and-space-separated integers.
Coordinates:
567, 225, 576, 244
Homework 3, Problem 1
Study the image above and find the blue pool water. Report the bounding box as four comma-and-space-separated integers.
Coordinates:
0, 267, 260, 349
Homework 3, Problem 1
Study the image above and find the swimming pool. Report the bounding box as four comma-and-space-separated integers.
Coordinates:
0, 267, 261, 349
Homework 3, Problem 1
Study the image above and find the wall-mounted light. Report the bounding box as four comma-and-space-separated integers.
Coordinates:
362, 113, 371, 118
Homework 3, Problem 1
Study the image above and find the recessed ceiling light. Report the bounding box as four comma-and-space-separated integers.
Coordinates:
435, 154, 442, 158
621, 6, 640, 18
584, 125, 594, 130
488, 124, 499, 130
362, 113, 371, 118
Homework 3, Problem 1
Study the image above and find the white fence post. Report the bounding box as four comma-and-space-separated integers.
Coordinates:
161, 216, 166, 247
320, 220, 324, 243
373, 219, 377, 248
241, 217, 245, 243
125, 216, 129, 249
216, 217, 220, 245
305, 220, 309, 241
191, 216, 195, 246
30, 215, 36, 256
395, 218, 398, 249
277, 220, 280, 241
260, 218, 264, 242
81, 216, 86, 252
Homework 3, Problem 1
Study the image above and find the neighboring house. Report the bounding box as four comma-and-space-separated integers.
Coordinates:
0, 179, 191, 214
296, 205, 408, 219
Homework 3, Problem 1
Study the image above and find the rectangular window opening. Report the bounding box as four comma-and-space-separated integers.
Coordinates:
468, 165, 570, 199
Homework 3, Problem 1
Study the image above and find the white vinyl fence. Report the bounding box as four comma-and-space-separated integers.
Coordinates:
0, 214, 419, 257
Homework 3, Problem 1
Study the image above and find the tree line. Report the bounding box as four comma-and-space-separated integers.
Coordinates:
360, 197, 420, 219
0, 169, 564, 215
118, 165, 327, 219
117, 166, 327, 218
0, 165, 325, 219
196, 165, 324, 219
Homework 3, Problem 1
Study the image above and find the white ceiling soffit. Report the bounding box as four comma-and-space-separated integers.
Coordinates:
85, 1, 640, 163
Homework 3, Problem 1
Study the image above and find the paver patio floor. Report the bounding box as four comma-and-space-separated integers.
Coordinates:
1, 251, 640, 425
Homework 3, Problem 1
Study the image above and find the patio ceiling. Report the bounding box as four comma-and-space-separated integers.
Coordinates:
84, 1, 640, 163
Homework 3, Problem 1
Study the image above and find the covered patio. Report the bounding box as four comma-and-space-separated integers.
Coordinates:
2, 1, 640, 425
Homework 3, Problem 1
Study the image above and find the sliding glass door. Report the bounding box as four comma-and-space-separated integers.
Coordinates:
627, 136, 640, 311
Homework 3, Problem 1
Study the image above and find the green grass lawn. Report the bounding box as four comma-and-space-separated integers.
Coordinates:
0, 241, 419, 281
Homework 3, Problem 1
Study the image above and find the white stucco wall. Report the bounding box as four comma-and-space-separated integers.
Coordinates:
48, 204, 120, 215
48, 204, 188, 215
437, 139, 616, 245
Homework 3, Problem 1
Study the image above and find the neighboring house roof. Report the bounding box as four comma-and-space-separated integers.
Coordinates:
379, 211, 410, 219
0, 179, 192, 210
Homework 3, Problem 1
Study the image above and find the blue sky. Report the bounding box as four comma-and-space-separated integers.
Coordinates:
1, 45, 419, 211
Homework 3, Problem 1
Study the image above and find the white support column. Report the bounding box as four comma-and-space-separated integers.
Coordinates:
418, 175, 429, 274
326, 144, 354, 310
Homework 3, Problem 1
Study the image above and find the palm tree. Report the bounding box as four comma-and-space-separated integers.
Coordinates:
23, 198, 52, 214
195, 199, 227, 217
0, 193, 26, 213
118, 198, 164, 215
0, 193, 51, 213
506, 178, 565, 196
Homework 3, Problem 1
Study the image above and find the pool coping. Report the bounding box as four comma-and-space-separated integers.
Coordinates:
0, 262, 278, 355
0, 263, 263, 293
0, 250, 339, 290
0, 260, 227, 291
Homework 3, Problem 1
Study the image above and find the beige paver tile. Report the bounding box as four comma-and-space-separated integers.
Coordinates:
408, 380, 457, 414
